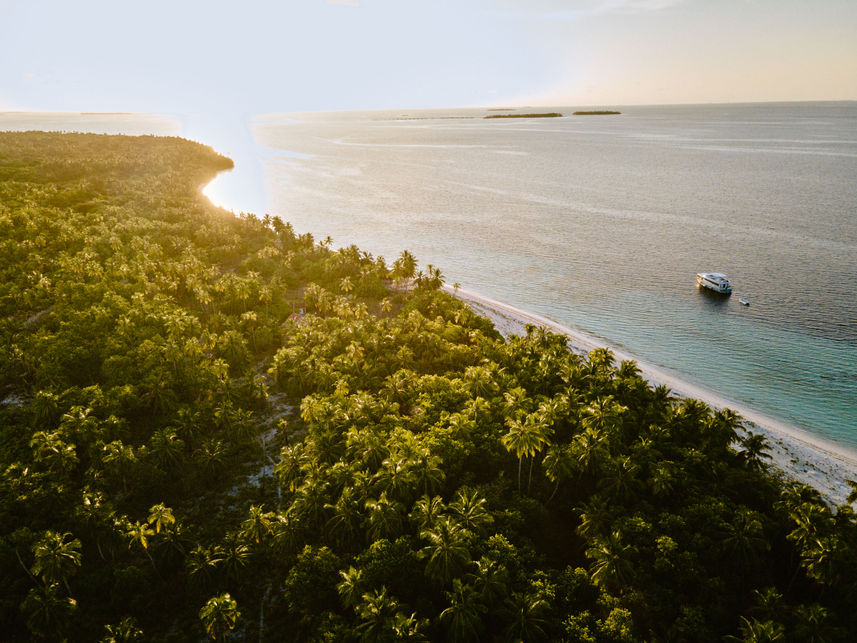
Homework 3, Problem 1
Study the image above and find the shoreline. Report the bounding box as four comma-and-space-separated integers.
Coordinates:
445, 285, 857, 505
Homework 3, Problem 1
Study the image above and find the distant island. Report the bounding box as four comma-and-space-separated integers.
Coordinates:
3, 131, 857, 642
484, 112, 563, 119
573, 110, 621, 115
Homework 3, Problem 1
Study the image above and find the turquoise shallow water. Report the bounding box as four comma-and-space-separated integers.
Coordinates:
251, 103, 857, 448
4, 105, 857, 449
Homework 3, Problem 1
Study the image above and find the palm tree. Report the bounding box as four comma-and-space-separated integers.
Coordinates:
354, 588, 400, 643
704, 408, 740, 453
803, 535, 840, 585
448, 488, 493, 535
720, 508, 768, 570
124, 520, 158, 574
59, 404, 100, 435
571, 428, 607, 479
502, 414, 550, 494
199, 593, 240, 641
749, 587, 783, 623
672, 398, 711, 439
845, 479, 857, 505
390, 611, 429, 641
410, 495, 446, 532
738, 432, 773, 472
648, 460, 678, 497
276, 442, 307, 492
440, 579, 485, 642
336, 566, 365, 609
149, 429, 185, 470
466, 556, 509, 606
364, 492, 404, 541
147, 503, 176, 535
272, 508, 303, 557
346, 428, 388, 472
29, 430, 78, 474
375, 456, 416, 503
196, 438, 228, 480
30, 390, 60, 426
21, 583, 77, 640
615, 359, 641, 381
725, 616, 784, 642
399, 250, 418, 281
411, 452, 445, 496
792, 603, 837, 643
463, 364, 500, 399
543, 443, 576, 503
220, 535, 251, 583
240, 505, 274, 545
186, 544, 224, 589
577, 500, 612, 540
423, 264, 445, 289
504, 590, 549, 642
598, 455, 641, 504
325, 487, 364, 548
420, 517, 471, 584
75, 491, 117, 562
30, 531, 82, 595
101, 616, 144, 641
587, 530, 635, 591
581, 395, 627, 433
502, 386, 529, 415
258, 285, 273, 315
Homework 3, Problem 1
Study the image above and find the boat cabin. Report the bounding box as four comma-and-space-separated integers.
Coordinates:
696, 272, 733, 295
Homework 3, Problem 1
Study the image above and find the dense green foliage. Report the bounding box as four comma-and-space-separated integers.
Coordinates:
1, 131, 856, 641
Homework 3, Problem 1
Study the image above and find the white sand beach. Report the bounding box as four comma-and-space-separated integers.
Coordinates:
446, 285, 857, 506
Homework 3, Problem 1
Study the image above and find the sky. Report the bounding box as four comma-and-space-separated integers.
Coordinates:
1, 0, 856, 115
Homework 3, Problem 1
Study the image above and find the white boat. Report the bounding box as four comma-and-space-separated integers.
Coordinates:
696, 272, 733, 295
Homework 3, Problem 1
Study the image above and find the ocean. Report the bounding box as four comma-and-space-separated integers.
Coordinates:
249, 103, 857, 449
3, 103, 856, 450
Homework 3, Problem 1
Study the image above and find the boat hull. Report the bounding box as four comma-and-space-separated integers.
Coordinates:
696, 274, 732, 295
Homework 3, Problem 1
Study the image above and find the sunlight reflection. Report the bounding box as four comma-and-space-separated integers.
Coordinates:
179, 112, 269, 215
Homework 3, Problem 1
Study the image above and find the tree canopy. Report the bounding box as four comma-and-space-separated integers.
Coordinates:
1, 131, 855, 641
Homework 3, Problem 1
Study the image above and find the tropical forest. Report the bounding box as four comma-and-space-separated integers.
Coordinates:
1, 131, 856, 641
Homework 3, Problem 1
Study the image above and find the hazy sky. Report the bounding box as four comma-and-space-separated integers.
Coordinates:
1, 0, 855, 113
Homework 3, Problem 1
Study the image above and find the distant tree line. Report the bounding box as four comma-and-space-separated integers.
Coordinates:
484, 113, 563, 119
0, 131, 855, 641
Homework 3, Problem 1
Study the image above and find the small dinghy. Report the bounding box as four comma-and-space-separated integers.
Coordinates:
738, 298, 750, 306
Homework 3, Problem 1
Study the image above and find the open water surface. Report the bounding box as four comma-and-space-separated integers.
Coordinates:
4, 104, 857, 450
252, 103, 857, 448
